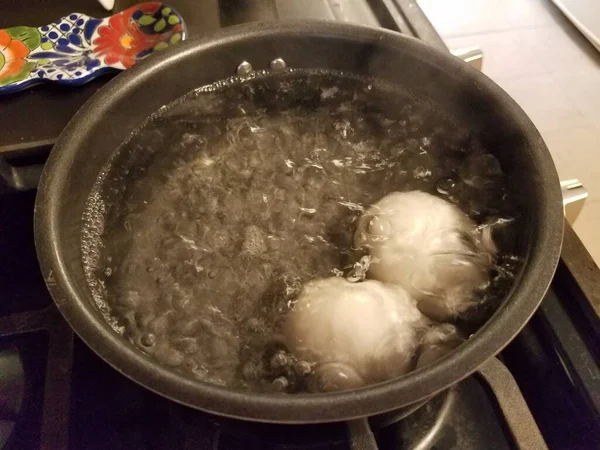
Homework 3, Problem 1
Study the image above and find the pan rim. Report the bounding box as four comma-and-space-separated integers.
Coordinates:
34, 19, 564, 423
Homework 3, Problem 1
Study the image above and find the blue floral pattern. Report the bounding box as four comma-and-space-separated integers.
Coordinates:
0, 3, 186, 94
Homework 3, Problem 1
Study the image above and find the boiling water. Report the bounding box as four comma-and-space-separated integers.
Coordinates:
82, 70, 521, 392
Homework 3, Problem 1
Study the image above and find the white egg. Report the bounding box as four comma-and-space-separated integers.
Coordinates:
284, 277, 425, 391
355, 191, 496, 321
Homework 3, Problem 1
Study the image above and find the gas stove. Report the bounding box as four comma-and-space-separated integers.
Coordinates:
1, 1, 599, 449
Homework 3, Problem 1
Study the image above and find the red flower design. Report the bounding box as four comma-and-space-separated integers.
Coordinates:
92, 3, 165, 69
0, 29, 30, 81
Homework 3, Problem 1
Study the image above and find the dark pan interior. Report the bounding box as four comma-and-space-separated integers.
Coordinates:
35, 21, 563, 423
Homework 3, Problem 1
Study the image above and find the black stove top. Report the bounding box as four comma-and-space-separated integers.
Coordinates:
1, 1, 599, 450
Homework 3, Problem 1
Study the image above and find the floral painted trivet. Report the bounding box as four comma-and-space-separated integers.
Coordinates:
0, 2, 186, 94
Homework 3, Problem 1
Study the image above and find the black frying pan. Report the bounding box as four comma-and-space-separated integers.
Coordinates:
34, 21, 563, 424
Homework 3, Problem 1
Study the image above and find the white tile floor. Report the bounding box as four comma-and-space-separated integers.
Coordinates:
419, 0, 600, 264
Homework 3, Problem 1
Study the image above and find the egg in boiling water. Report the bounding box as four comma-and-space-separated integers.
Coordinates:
284, 277, 426, 391
355, 191, 496, 321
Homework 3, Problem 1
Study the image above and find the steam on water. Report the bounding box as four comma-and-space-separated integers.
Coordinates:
82, 70, 521, 392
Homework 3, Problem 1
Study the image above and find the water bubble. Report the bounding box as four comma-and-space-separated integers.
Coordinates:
334, 120, 354, 139
413, 167, 431, 179
173, 337, 200, 354
141, 333, 156, 347
272, 376, 289, 391
179, 318, 202, 336
460, 154, 503, 189
211, 339, 230, 359
294, 360, 312, 376
346, 255, 372, 282
246, 317, 261, 332
155, 344, 184, 367
436, 177, 457, 195
270, 351, 290, 370
242, 225, 267, 256
367, 216, 391, 238
242, 360, 263, 381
